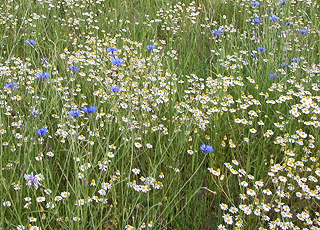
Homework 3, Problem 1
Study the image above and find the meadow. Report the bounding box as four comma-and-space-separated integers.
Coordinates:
0, 0, 320, 229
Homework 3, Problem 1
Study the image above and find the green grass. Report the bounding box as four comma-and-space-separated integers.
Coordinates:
1, 0, 320, 229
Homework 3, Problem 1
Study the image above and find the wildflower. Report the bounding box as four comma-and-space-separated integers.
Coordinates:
291, 57, 301, 63
281, 62, 289, 67
107, 47, 118, 52
258, 47, 266, 52
5, 82, 18, 89
3, 201, 11, 207
37, 128, 48, 136
24, 172, 43, 189
82, 106, 97, 113
36, 197, 45, 203
54, 196, 62, 201
269, 15, 280, 21
250, 1, 260, 6
200, 144, 214, 153
229, 207, 238, 214
132, 168, 140, 175
29, 226, 40, 230
298, 29, 308, 34
32, 108, 38, 116
279, 1, 286, 5
37, 72, 50, 79
41, 57, 48, 64
285, 22, 291, 26
111, 58, 124, 66
134, 142, 142, 148
223, 214, 233, 225
69, 109, 81, 117
61, 192, 70, 198
269, 73, 279, 79
212, 28, 224, 38
69, 65, 80, 72
252, 18, 261, 24
220, 203, 228, 210
25, 39, 36, 46
111, 85, 121, 92
29, 217, 37, 222
146, 45, 155, 50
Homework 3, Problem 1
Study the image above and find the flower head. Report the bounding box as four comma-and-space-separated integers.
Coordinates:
258, 47, 266, 52
69, 109, 81, 117
69, 65, 80, 72
25, 39, 36, 46
146, 45, 155, 50
281, 62, 289, 67
200, 144, 214, 153
37, 128, 48, 136
41, 57, 48, 63
82, 106, 97, 113
111, 85, 121, 92
269, 15, 280, 21
269, 73, 279, 79
5, 82, 18, 89
111, 58, 124, 66
107, 47, 118, 52
32, 108, 38, 116
298, 29, 308, 34
279, 1, 286, 5
24, 172, 44, 189
250, 1, 260, 6
212, 28, 224, 38
37, 72, 50, 79
252, 18, 261, 24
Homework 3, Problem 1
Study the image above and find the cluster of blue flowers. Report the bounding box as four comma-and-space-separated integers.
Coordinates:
25, 39, 36, 46
5, 82, 18, 89
82, 106, 97, 113
69, 65, 80, 72
212, 28, 224, 38
37, 128, 48, 136
200, 144, 214, 153
37, 72, 50, 79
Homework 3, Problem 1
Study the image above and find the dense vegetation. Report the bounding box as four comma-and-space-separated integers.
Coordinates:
1, 0, 320, 229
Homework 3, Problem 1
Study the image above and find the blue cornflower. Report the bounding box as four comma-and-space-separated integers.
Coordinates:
107, 47, 118, 52
37, 72, 50, 79
200, 144, 214, 153
32, 108, 38, 116
41, 57, 48, 64
82, 106, 97, 113
37, 128, 48, 136
69, 65, 80, 72
111, 85, 121, 92
281, 62, 289, 67
5, 82, 18, 89
291, 57, 301, 63
252, 18, 261, 24
258, 47, 267, 52
279, 1, 286, 5
250, 1, 260, 6
146, 45, 156, 50
25, 39, 36, 46
24, 172, 43, 189
212, 28, 224, 38
269, 73, 279, 79
69, 109, 81, 117
111, 58, 124, 66
269, 15, 280, 21
298, 29, 308, 34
